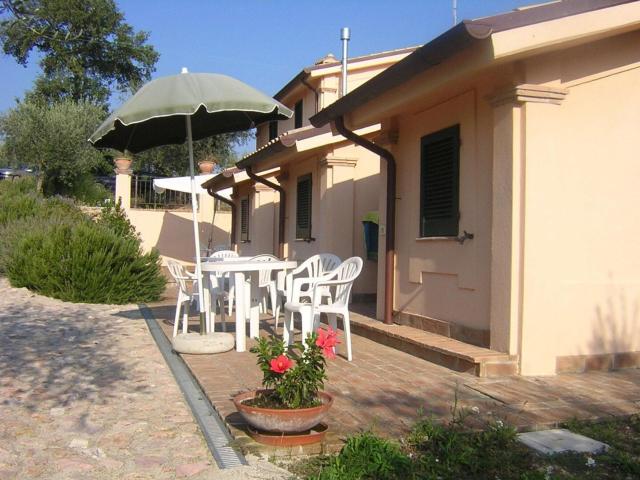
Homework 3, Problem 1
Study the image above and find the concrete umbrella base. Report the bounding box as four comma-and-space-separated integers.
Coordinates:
172, 332, 235, 354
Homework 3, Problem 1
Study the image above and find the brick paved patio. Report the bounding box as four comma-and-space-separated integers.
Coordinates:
147, 294, 640, 454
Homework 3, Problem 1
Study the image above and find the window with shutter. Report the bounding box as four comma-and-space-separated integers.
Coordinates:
296, 174, 312, 240
294, 100, 303, 129
420, 125, 460, 237
268, 121, 278, 141
240, 197, 250, 242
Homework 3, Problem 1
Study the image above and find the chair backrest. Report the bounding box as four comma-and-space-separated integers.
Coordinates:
208, 250, 238, 260
298, 253, 341, 279
167, 260, 189, 296
250, 254, 279, 287
329, 257, 363, 308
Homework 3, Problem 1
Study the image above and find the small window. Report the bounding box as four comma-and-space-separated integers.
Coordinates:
240, 197, 250, 242
268, 121, 278, 141
296, 174, 312, 240
294, 100, 303, 129
420, 125, 460, 237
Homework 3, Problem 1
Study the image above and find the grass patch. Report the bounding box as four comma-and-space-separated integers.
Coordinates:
288, 412, 640, 479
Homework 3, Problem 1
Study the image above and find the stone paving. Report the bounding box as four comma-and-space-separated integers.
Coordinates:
148, 295, 640, 453
0, 279, 289, 479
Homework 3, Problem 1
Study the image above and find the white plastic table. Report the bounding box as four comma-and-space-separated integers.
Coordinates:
201, 259, 297, 352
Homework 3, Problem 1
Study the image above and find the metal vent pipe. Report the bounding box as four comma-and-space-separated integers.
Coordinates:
341, 27, 350, 97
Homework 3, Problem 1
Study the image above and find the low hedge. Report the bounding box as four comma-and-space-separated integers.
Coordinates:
1, 178, 165, 304
7, 221, 165, 304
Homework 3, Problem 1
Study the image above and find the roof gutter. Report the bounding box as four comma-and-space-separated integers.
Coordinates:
334, 116, 395, 325
207, 187, 236, 250
245, 167, 286, 259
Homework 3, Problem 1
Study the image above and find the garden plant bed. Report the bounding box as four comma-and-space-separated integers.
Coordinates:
288, 412, 640, 479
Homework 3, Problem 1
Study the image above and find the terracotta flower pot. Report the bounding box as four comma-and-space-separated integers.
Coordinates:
233, 390, 333, 433
198, 160, 215, 174
114, 157, 132, 173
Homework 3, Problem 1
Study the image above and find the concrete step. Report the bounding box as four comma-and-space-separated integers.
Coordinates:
348, 312, 518, 377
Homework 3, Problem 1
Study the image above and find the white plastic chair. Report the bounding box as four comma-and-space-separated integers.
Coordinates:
207, 250, 238, 318
167, 260, 199, 337
284, 256, 362, 361
274, 254, 341, 326
249, 254, 279, 316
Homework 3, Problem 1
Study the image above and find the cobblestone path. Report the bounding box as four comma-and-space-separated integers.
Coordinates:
0, 279, 288, 479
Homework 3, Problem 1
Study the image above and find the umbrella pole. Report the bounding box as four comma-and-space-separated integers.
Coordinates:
186, 116, 207, 335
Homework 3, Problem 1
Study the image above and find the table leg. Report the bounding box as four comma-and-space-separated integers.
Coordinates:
203, 272, 211, 333
249, 271, 260, 339
234, 272, 246, 352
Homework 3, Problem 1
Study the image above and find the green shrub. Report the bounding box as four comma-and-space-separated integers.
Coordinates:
7, 221, 165, 304
0, 191, 40, 226
0, 176, 38, 197
71, 174, 113, 206
312, 432, 412, 480
97, 199, 138, 241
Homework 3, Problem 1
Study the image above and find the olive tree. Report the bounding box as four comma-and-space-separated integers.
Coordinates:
0, 98, 105, 195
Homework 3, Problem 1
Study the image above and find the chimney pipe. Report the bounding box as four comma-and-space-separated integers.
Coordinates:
340, 27, 350, 97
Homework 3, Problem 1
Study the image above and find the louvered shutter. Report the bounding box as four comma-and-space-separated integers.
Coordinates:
296, 174, 312, 240
240, 197, 250, 242
420, 125, 460, 237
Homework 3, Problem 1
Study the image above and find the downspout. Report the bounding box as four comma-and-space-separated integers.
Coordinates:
335, 116, 395, 325
207, 187, 236, 249
245, 167, 286, 259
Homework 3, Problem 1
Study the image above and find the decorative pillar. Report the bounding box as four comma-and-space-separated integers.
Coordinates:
319, 155, 357, 259
488, 84, 568, 363
114, 161, 132, 209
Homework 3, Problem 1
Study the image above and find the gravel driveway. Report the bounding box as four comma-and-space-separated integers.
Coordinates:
0, 278, 289, 479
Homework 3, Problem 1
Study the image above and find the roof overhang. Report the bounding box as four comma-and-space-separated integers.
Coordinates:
310, 0, 639, 130
275, 46, 418, 102
236, 123, 382, 174
201, 167, 280, 193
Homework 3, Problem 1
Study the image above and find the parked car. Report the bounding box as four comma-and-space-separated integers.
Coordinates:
0, 167, 20, 180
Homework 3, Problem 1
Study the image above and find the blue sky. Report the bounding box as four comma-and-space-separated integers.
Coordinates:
1, 0, 535, 155
0, 0, 537, 112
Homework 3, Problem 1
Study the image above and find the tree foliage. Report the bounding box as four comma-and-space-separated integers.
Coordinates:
0, 97, 105, 195
0, 0, 159, 106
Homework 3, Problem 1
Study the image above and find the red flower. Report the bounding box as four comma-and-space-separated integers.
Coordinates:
269, 354, 293, 374
316, 326, 340, 359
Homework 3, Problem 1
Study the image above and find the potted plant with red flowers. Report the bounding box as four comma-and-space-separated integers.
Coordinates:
233, 327, 339, 439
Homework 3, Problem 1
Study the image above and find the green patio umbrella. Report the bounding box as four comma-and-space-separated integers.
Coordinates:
89, 68, 292, 336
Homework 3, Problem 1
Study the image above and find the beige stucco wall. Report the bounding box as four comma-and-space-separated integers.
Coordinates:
234, 182, 279, 257
126, 203, 232, 266
256, 54, 414, 149
278, 142, 380, 295
513, 32, 640, 374
388, 88, 494, 332
368, 28, 640, 374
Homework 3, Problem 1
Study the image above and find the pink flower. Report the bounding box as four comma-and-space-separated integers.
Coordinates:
269, 354, 293, 374
316, 326, 340, 359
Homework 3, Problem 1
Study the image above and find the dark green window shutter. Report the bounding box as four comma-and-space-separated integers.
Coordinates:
268, 121, 278, 141
420, 125, 460, 237
294, 100, 303, 129
296, 174, 312, 240
240, 197, 250, 241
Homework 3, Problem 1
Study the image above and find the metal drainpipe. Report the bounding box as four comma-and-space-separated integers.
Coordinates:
207, 187, 237, 249
245, 167, 286, 259
335, 116, 396, 325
